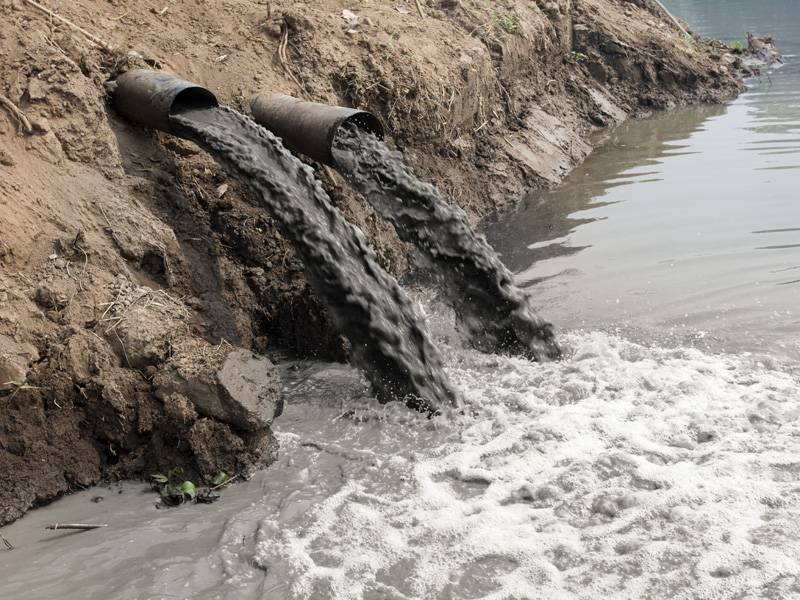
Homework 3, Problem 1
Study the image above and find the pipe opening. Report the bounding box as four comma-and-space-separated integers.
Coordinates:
249, 94, 384, 167
341, 113, 383, 140
112, 69, 218, 134
170, 87, 219, 117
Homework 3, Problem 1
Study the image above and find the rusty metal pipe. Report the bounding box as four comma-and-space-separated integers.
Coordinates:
249, 94, 383, 167
112, 69, 218, 134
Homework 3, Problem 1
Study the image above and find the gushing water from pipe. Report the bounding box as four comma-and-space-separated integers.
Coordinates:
330, 123, 561, 361
248, 94, 560, 361
113, 71, 458, 412
169, 107, 458, 411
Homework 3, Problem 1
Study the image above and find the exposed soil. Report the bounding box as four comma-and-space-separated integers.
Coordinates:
0, 0, 766, 524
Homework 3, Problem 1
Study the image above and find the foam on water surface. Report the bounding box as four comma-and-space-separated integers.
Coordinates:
1, 329, 798, 599
244, 331, 800, 599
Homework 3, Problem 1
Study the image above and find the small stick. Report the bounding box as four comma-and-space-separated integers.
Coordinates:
1, 533, 14, 549
46, 523, 108, 530
649, 0, 689, 38
24, 0, 115, 52
277, 27, 313, 101
207, 473, 239, 492
414, 0, 426, 19
0, 94, 33, 133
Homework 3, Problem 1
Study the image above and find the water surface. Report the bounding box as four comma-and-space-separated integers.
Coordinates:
483, 0, 800, 358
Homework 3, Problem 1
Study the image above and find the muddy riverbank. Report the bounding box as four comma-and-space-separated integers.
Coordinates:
0, 0, 762, 524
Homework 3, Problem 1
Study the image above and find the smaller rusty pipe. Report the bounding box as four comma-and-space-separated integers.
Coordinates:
112, 69, 218, 134
249, 94, 384, 167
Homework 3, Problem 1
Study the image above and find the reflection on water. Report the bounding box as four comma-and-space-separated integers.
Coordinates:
482, 105, 727, 274
483, 1, 800, 355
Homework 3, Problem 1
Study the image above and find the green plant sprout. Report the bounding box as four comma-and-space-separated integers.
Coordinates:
3, 378, 48, 390
492, 10, 517, 33
385, 32, 398, 61
729, 41, 744, 50
151, 467, 231, 505
680, 35, 695, 51
152, 466, 197, 502
470, 1, 517, 34
3, 378, 50, 402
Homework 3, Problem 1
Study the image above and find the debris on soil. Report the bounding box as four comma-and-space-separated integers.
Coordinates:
0, 0, 778, 525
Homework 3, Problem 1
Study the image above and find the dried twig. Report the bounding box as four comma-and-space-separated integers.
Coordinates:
0, 94, 33, 134
1, 533, 13, 550
46, 523, 108, 530
277, 27, 312, 101
649, 0, 689, 37
208, 473, 239, 492
414, 0, 426, 19
24, 0, 115, 52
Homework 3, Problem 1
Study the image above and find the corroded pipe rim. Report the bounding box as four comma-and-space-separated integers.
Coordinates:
249, 93, 384, 167
112, 69, 218, 135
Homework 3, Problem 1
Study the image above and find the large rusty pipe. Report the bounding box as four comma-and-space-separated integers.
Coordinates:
112, 69, 218, 134
249, 94, 383, 167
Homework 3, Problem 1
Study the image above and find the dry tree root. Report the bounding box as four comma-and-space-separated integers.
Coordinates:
277, 27, 313, 100
0, 94, 33, 134
23, 0, 115, 52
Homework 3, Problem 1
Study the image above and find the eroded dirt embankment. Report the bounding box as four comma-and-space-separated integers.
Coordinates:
0, 0, 752, 524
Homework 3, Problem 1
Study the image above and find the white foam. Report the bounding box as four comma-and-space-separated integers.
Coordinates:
252, 331, 800, 599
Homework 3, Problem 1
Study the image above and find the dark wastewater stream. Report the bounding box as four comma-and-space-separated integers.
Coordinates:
172, 106, 457, 412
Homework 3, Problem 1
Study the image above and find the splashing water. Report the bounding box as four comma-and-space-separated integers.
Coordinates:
7, 2, 800, 591
1, 328, 799, 599
249, 331, 800, 600
170, 107, 457, 411
331, 124, 560, 362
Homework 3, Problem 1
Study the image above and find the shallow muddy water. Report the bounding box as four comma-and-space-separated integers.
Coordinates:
2, 1, 799, 599
2, 334, 800, 599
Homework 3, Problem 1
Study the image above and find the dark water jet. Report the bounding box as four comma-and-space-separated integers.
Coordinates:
170, 106, 458, 412
331, 124, 561, 361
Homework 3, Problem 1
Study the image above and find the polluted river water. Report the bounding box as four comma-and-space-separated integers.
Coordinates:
2, 1, 800, 599
482, 0, 800, 360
